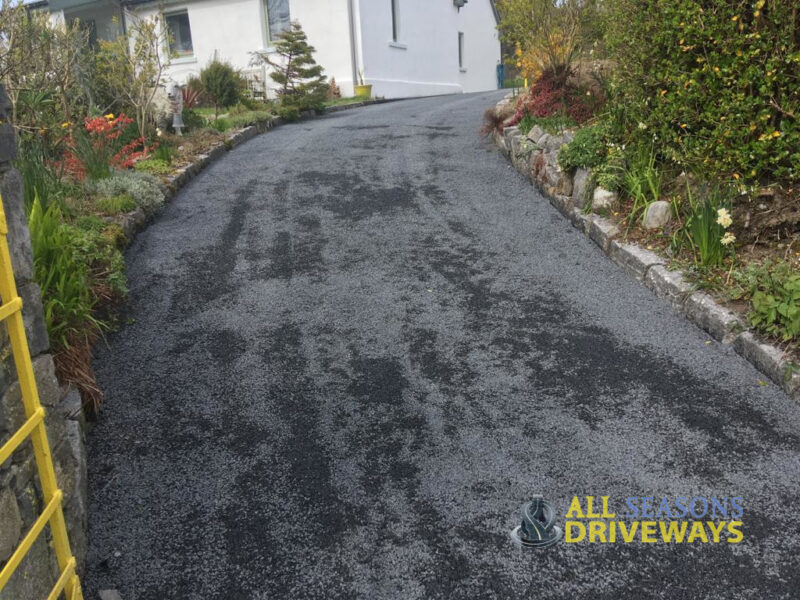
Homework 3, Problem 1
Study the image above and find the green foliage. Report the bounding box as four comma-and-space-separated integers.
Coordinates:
518, 113, 577, 136
211, 118, 232, 132
95, 15, 170, 138
86, 171, 165, 212
152, 143, 174, 164
96, 194, 137, 215
676, 186, 734, 267
28, 195, 99, 348
228, 110, 273, 129
496, 0, 598, 81
256, 21, 328, 111
134, 158, 172, 175
732, 261, 800, 342
622, 144, 662, 224
181, 108, 207, 131
591, 149, 624, 191
16, 137, 72, 214
558, 123, 607, 171
200, 60, 240, 117
504, 78, 525, 89
606, 0, 800, 183
275, 105, 301, 122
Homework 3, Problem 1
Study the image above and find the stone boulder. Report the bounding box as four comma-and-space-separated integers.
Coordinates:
592, 187, 618, 212
643, 200, 672, 229
571, 168, 592, 209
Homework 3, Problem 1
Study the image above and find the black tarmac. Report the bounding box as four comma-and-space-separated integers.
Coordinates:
85, 91, 800, 599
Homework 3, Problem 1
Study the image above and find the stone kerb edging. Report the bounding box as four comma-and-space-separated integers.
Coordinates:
491, 98, 800, 402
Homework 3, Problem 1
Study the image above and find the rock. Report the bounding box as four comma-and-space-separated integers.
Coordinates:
539, 134, 566, 154
19, 282, 50, 356
643, 200, 672, 229
572, 168, 592, 209
0, 167, 33, 282
0, 488, 22, 563
592, 187, 618, 212
527, 125, 545, 144
503, 126, 520, 148
99, 590, 124, 600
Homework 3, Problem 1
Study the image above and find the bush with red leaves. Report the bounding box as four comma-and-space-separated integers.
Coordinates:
61, 113, 149, 181
506, 69, 603, 129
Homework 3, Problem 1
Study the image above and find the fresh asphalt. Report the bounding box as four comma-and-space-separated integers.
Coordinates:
85, 91, 800, 599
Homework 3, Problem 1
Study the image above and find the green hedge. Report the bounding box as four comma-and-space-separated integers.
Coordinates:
607, 0, 800, 183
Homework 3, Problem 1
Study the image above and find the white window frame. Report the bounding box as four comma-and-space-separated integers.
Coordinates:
164, 9, 194, 60
262, 0, 291, 50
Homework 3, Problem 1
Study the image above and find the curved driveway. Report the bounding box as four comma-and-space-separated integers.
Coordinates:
85, 92, 800, 599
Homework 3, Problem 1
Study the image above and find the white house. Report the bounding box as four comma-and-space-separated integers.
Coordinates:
43, 0, 502, 98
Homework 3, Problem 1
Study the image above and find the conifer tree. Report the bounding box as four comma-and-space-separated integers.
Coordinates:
263, 21, 328, 111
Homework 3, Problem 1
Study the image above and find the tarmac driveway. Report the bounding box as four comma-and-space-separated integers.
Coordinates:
85, 91, 800, 599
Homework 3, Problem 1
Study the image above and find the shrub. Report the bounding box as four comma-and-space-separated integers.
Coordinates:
606, 0, 800, 183
97, 194, 137, 215
253, 21, 328, 112
200, 60, 240, 117
519, 113, 577, 136
736, 261, 800, 343
95, 14, 170, 138
181, 108, 207, 131
134, 158, 172, 175
86, 171, 165, 212
508, 70, 601, 130
211, 118, 232, 132
558, 123, 607, 171
228, 110, 273, 129
63, 114, 147, 181
28, 195, 99, 348
275, 105, 301, 122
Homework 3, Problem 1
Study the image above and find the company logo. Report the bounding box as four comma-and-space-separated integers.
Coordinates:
511, 495, 563, 548
511, 495, 744, 547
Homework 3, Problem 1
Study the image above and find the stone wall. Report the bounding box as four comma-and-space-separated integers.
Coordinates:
0, 86, 88, 598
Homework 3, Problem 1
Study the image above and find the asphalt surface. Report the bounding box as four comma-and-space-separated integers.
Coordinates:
85, 91, 800, 599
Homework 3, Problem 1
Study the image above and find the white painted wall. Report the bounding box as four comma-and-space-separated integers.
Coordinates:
355, 0, 500, 98
123, 0, 499, 98
457, 0, 502, 93
129, 0, 355, 96
130, 0, 267, 85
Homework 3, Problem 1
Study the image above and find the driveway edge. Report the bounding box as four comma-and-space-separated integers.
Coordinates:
490, 103, 799, 403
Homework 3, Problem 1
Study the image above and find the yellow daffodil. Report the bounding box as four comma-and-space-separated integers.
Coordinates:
61, 121, 71, 128
773, 131, 781, 138
105, 113, 114, 120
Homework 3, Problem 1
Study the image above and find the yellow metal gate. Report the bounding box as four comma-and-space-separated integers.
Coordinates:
0, 198, 83, 599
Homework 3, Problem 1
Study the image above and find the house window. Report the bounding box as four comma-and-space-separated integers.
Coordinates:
165, 11, 193, 57
458, 32, 464, 69
265, 0, 291, 44
391, 0, 399, 42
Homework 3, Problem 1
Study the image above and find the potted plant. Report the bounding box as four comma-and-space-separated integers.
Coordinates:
354, 70, 372, 99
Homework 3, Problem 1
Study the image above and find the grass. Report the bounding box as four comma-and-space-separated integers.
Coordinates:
324, 96, 365, 108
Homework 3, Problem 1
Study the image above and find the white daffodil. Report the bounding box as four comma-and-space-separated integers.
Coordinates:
721, 232, 736, 246
716, 208, 732, 228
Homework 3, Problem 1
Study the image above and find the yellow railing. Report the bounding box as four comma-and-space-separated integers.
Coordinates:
0, 197, 83, 599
